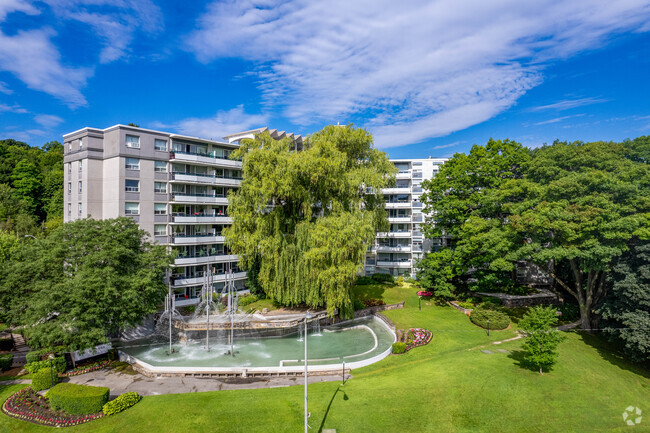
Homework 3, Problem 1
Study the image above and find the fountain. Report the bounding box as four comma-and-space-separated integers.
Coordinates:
155, 289, 184, 355
312, 319, 321, 336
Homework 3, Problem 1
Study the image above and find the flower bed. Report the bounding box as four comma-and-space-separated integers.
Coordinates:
1, 387, 104, 427
417, 291, 433, 298
393, 328, 433, 354
63, 360, 110, 377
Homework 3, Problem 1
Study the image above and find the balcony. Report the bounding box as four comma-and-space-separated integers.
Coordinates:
385, 202, 411, 209
169, 150, 242, 169
171, 271, 247, 287
170, 214, 232, 224
376, 245, 411, 253
376, 231, 411, 238
376, 260, 412, 268
174, 254, 239, 266
170, 234, 225, 245
412, 230, 424, 238
171, 193, 229, 205
381, 187, 411, 195
388, 216, 411, 223
396, 171, 411, 180
170, 172, 241, 187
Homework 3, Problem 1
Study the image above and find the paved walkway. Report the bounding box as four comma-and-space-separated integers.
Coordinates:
65, 370, 347, 398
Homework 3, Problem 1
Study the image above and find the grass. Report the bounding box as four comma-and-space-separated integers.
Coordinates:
1, 284, 648, 432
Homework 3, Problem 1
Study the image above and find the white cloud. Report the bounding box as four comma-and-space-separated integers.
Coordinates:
0, 103, 28, 113
154, 105, 269, 140
34, 113, 64, 128
186, 0, 650, 148
432, 141, 463, 150
0, 81, 12, 94
0, 0, 38, 21
533, 114, 585, 126
532, 97, 608, 111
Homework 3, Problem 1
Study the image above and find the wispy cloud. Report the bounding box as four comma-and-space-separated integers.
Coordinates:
533, 114, 585, 125
185, 0, 650, 148
0, 81, 12, 94
34, 113, 64, 128
0, 0, 38, 21
0, 103, 28, 114
153, 105, 269, 140
432, 141, 463, 150
532, 97, 608, 111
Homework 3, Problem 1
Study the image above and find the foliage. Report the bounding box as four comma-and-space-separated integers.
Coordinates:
362, 298, 386, 307
455, 301, 474, 309
352, 299, 365, 311
238, 294, 259, 307
415, 248, 457, 299
469, 308, 510, 330
48, 383, 109, 415
396, 276, 404, 286
102, 392, 142, 416
391, 342, 406, 354
556, 303, 580, 322
356, 276, 374, 285
0, 353, 12, 371
224, 126, 396, 317
0, 218, 173, 351
519, 306, 565, 374
599, 240, 650, 362
477, 297, 501, 308
31, 368, 60, 391
24, 356, 66, 374
371, 273, 395, 283
0, 337, 13, 351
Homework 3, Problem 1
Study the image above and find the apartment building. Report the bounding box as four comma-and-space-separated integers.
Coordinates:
365, 158, 447, 278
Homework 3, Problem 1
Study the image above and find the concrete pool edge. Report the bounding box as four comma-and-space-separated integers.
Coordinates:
118, 314, 397, 378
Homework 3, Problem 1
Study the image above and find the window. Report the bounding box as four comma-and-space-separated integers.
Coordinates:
126, 135, 140, 148
125, 202, 139, 215
154, 161, 167, 172
154, 139, 167, 151
79, 160, 82, 171
78, 203, 82, 216
68, 182, 71, 194
79, 139, 83, 151
78, 181, 82, 193
125, 179, 139, 192
125, 158, 139, 170
154, 203, 167, 215
68, 203, 71, 216
68, 142, 72, 152
67, 163, 71, 174
154, 224, 166, 236
154, 182, 166, 193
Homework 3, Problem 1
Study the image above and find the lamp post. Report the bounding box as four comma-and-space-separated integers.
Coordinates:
48, 353, 55, 388
487, 319, 490, 337
304, 311, 313, 433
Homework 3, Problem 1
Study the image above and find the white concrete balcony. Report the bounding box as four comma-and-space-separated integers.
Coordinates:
376, 260, 412, 268
170, 172, 241, 187
170, 215, 232, 224
172, 271, 247, 287
388, 216, 411, 223
376, 231, 411, 238
170, 235, 225, 245
170, 194, 229, 205
381, 187, 411, 195
174, 254, 239, 266
385, 202, 411, 209
376, 245, 411, 253
169, 151, 242, 169
396, 171, 411, 179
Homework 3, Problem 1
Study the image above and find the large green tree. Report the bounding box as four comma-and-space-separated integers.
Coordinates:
0, 218, 173, 350
225, 125, 396, 317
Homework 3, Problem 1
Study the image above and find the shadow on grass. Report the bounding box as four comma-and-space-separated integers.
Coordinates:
351, 284, 386, 301
507, 349, 557, 374
317, 386, 348, 433
575, 331, 650, 379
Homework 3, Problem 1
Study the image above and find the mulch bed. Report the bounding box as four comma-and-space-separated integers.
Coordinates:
394, 328, 433, 354
2, 387, 104, 427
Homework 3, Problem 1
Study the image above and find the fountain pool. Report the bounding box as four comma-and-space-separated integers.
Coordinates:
118, 316, 395, 376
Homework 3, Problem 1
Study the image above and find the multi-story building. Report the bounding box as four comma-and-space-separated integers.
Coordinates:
365, 158, 447, 278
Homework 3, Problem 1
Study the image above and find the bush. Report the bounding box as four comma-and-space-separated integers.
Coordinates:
24, 356, 66, 374
478, 296, 502, 307
48, 383, 110, 415
31, 368, 60, 391
396, 276, 404, 286
356, 276, 374, 285
353, 299, 365, 311
238, 294, 258, 306
455, 301, 474, 310
0, 354, 13, 371
362, 298, 386, 307
103, 392, 142, 416
26, 350, 46, 364
0, 337, 13, 351
392, 342, 407, 354
371, 273, 394, 283
469, 308, 510, 330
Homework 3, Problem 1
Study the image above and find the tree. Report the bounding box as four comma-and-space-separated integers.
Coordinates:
225, 125, 396, 317
0, 218, 173, 350
519, 306, 565, 374
599, 241, 650, 362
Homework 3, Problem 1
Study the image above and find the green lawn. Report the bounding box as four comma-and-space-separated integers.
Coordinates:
1, 284, 648, 432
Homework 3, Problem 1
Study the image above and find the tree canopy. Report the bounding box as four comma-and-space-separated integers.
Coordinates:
224, 125, 396, 317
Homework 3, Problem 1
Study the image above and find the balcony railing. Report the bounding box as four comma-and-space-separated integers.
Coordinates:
171, 172, 242, 181
170, 150, 241, 161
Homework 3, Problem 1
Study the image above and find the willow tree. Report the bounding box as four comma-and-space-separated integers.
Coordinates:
225, 125, 396, 317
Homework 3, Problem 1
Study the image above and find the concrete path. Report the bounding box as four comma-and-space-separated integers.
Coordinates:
65, 370, 347, 398
558, 320, 581, 331
0, 379, 30, 386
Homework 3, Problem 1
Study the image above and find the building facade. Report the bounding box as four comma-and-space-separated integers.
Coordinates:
365, 158, 447, 278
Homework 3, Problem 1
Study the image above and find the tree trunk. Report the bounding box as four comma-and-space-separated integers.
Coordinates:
540, 366, 543, 375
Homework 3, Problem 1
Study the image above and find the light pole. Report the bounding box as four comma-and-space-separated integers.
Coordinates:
48, 353, 55, 388
304, 311, 312, 433
487, 319, 490, 337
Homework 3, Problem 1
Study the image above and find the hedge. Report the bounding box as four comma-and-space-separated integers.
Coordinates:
0, 353, 13, 371
103, 392, 142, 416
392, 342, 407, 354
371, 273, 395, 283
48, 383, 110, 415
31, 368, 60, 391
0, 337, 13, 351
25, 356, 66, 374
238, 294, 258, 307
469, 308, 510, 330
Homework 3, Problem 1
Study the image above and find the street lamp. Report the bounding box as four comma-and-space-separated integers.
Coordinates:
48, 353, 55, 388
304, 311, 313, 433
487, 319, 490, 337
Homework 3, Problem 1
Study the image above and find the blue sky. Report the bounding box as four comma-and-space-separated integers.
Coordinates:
0, 0, 649, 159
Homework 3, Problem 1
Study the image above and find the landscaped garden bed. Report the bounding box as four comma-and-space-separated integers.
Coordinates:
392, 328, 432, 354
63, 360, 110, 377
1, 387, 104, 427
